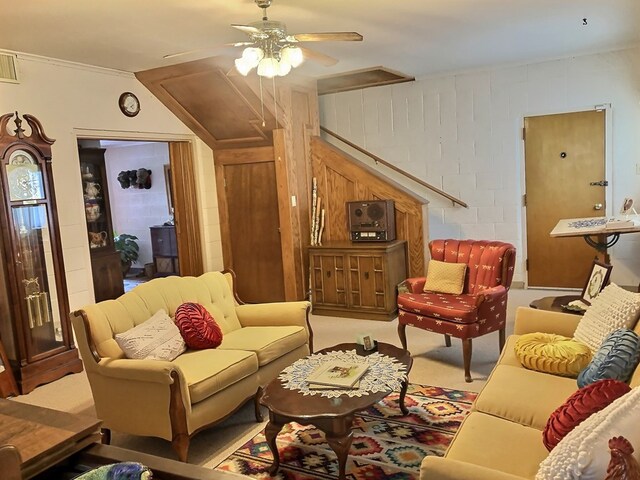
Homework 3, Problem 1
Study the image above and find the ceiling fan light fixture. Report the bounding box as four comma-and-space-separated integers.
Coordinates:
234, 57, 254, 76
242, 47, 264, 65
257, 57, 279, 78
281, 46, 303, 68
277, 59, 292, 76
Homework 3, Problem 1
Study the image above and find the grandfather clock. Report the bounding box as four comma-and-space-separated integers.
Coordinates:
0, 112, 82, 394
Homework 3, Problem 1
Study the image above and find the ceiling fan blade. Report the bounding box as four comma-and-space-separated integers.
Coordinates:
231, 24, 262, 35
291, 32, 363, 42
163, 49, 205, 60
300, 47, 338, 67
225, 42, 255, 47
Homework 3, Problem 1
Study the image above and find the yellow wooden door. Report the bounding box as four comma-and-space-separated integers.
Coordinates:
525, 110, 605, 288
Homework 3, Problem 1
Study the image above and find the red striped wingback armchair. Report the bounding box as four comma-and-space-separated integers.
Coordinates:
397, 239, 516, 382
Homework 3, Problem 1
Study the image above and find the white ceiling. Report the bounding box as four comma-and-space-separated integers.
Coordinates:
1, 0, 638, 78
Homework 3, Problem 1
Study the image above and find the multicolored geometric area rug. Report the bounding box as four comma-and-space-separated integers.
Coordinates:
215, 384, 476, 480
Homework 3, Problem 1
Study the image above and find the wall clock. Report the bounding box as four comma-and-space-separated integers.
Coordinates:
118, 92, 140, 117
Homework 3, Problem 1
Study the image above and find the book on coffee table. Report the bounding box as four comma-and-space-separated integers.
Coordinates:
307, 379, 362, 391
306, 361, 369, 388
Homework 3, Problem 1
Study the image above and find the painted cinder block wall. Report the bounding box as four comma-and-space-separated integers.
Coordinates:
319, 46, 640, 286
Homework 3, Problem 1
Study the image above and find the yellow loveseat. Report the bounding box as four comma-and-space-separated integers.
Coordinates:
71, 270, 312, 462
420, 306, 640, 479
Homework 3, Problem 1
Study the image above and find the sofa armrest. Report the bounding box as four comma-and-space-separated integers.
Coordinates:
399, 277, 426, 294
235, 301, 313, 350
421, 456, 525, 480
476, 285, 507, 305
513, 306, 581, 337
97, 358, 178, 384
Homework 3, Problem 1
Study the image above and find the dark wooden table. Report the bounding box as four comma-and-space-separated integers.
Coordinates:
260, 342, 412, 480
529, 294, 584, 315
0, 398, 101, 479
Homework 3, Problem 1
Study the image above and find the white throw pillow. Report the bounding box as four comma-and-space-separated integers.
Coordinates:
536, 386, 640, 480
115, 309, 186, 361
573, 283, 640, 354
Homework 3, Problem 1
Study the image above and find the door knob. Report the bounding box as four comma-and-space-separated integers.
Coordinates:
593, 203, 603, 210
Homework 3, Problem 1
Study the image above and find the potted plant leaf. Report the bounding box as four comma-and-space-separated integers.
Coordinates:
114, 233, 139, 276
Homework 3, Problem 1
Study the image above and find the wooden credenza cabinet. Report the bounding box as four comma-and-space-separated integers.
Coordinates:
150, 225, 179, 276
309, 240, 407, 321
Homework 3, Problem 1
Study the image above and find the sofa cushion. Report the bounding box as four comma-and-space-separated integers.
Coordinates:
172, 348, 258, 404
423, 260, 467, 295
446, 412, 549, 479
514, 333, 592, 377
218, 326, 307, 366
537, 386, 640, 480
397, 292, 479, 324
543, 379, 631, 451
577, 329, 640, 388
174, 303, 223, 349
573, 283, 640, 354
474, 364, 578, 430
114, 309, 186, 361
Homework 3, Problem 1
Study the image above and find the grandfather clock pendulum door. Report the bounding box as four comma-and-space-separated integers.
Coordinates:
0, 112, 82, 394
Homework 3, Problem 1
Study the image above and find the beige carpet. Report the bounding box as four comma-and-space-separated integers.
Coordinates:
11, 287, 571, 468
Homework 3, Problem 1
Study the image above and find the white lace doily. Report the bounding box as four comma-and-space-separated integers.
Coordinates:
278, 349, 408, 398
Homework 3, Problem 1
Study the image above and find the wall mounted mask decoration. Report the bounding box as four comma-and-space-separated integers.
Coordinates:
136, 168, 152, 189
117, 170, 130, 189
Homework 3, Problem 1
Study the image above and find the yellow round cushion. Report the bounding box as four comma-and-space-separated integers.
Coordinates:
514, 333, 592, 377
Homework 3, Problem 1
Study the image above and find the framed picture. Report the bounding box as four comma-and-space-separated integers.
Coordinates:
163, 164, 174, 215
581, 260, 612, 305
0, 338, 18, 398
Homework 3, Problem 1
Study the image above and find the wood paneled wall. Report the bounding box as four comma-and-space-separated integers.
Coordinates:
310, 137, 428, 278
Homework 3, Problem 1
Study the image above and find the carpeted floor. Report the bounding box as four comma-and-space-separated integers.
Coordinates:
215, 384, 476, 480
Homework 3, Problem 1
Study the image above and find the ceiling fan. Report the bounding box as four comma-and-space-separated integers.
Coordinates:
221, 0, 362, 77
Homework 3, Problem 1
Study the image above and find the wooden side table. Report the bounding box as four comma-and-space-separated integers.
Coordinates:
529, 295, 583, 315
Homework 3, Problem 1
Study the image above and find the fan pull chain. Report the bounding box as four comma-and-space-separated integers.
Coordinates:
259, 75, 266, 127
272, 75, 278, 128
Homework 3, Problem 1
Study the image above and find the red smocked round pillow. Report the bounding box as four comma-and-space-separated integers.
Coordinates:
543, 378, 631, 451
174, 303, 223, 349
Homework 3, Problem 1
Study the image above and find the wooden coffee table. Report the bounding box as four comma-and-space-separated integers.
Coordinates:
260, 342, 412, 480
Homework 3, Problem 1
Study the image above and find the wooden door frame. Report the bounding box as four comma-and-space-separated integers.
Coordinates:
73, 129, 205, 289
213, 135, 298, 301
520, 105, 613, 288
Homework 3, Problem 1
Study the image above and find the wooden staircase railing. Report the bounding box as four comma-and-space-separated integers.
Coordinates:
320, 126, 468, 208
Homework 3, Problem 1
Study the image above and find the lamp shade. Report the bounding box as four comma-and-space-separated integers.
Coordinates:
257, 57, 279, 78
281, 46, 304, 68
277, 59, 292, 76
242, 47, 264, 66
234, 57, 253, 76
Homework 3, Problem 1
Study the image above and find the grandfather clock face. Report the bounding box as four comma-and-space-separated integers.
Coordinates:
6, 149, 45, 201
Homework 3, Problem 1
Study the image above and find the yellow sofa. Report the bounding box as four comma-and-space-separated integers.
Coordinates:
420, 306, 640, 479
71, 270, 312, 462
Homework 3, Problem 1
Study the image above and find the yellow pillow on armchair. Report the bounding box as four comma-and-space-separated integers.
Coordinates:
423, 260, 467, 295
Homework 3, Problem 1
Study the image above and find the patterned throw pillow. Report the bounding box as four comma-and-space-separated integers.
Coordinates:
577, 329, 640, 388
423, 260, 467, 295
114, 309, 186, 361
543, 379, 631, 451
537, 386, 639, 480
514, 333, 592, 377
174, 302, 223, 349
573, 283, 640, 354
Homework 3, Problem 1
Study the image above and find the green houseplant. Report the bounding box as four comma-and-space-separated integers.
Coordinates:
114, 233, 139, 275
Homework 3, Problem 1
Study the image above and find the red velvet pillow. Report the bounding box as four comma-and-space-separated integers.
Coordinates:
543, 379, 631, 451
174, 303, 223, 349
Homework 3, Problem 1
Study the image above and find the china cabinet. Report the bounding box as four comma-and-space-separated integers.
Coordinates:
0, 112, 82, 394
78, 147, 123, 302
